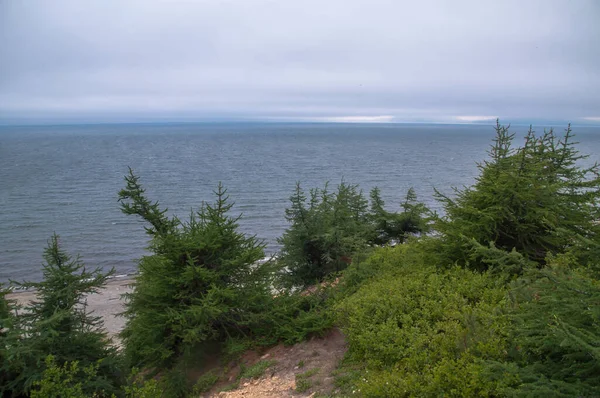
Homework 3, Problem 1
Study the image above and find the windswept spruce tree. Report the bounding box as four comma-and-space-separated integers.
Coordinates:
435, 120, 600, 271
1, 235, 122, 397
370, 187, 430, 245
278, 182, 429, 288
277, 182, 372, 288
118, 169, 272, 396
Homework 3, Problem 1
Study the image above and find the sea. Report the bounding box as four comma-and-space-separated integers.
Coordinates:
1, 122, 599, 283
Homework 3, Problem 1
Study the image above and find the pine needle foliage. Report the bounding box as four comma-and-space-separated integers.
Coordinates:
370, 187, 430, 245
486, 262, 600, 396
118, 169, 272, 395
0, 283, 16, 394
277, 182, 373, 288
2, 235, 122, 397
435, 120, 600, 271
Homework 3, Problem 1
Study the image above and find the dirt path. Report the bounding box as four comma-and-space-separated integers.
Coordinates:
208, 328, 347, 397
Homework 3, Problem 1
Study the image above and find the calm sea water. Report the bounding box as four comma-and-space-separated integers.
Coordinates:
1, 122, 599, 282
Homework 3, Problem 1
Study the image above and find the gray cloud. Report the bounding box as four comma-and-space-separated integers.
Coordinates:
1, 0, 599, 124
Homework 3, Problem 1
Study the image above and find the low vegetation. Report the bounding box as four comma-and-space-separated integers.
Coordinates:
1, 121, 598, 397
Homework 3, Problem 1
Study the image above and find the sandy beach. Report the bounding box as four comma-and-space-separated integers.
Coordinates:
7, 277, 133, 340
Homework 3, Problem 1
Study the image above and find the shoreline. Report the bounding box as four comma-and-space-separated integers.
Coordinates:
7, 276, 134, 339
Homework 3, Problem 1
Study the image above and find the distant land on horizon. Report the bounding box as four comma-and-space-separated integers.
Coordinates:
1, 117, 599, 129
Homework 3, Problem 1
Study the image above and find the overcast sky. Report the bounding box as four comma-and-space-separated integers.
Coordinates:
1, 0, 599, 124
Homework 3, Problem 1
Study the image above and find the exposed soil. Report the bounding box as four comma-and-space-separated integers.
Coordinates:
205, 328, 347, 397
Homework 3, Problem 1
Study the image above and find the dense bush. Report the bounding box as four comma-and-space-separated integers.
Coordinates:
31, 356, 163, 398
435, 121, 600, 271
336, 244, 512, 396
1, 235, 123, 397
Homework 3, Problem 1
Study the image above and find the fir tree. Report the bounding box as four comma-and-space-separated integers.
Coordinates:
486, 262, 600, 396
2, 234, 122, 397
370, 187, 430, 245
0, 283, 16, 395
118, 169, 270, 396
435, 120, 600, 271
278, 181, 372, 288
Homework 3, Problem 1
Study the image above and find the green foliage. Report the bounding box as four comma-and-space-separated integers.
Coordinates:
484, 263, 600, 396
436, 121, 600, 271
118, 170, 294, 396
0, 283, 15, 392
295, 378, 312, 393
239, 360, 276, 379
278, 181, 429, 288
370, 187, 430, 245
31, 356, 98, 398
31, 357, 163, 398
191, 371, 219, 394
2, 235, 123, 397
123, 369, 163, 398
249, 290, 334, 346
278, 182, 373, 287
335, 245, 511, 396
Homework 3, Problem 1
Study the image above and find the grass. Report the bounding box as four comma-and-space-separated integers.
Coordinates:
192, 371, 219, 394
296, 378, 312, 393
239, 360, 276, 380
297, 367, 320, 379
295, 367, 321, 393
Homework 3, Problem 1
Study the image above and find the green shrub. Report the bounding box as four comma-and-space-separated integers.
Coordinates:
335, 246, 511, 396
31, 356, 97, 398
192, 370, 219, 394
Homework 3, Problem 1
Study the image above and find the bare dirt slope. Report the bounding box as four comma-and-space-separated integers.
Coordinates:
208, 328, 347, 397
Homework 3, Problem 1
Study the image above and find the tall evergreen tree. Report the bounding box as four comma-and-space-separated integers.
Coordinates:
118, 169, 270, 397
278, 181, 372, 288
1, 234, 122, 397
435, 120, 600, 271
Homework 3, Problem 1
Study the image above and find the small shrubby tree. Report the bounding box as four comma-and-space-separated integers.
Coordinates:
118, 169, 272, 396
277, 182, 372, 288
435, 120, 600, 271
1, 235, 122, 397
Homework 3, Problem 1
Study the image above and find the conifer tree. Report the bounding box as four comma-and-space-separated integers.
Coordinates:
435, 120, 600, 271
118, 169, 270, 396
278, 181, 372, 287
370, 187, 429, 245
2, 234, 122, 397
0, 284, 15, 395
486, 263, 600, 395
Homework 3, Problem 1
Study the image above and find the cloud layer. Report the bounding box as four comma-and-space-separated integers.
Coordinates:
1, 0, 599, 124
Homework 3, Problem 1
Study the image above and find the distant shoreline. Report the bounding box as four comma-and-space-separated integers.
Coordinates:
7, 276, 134, 339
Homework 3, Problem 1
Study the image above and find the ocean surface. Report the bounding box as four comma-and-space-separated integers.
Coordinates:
1, 122, 599, 282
